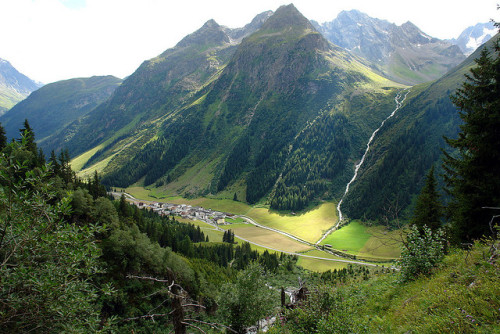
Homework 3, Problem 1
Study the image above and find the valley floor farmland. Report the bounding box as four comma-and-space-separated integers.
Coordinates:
118, 187, 401, 270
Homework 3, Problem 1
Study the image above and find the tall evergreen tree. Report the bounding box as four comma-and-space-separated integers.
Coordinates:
18, 119, 36, 154
49, 150, 61, 176
0, 122, 6, 151
443, 37, 500, 242
411, 166, 442, 232
58, 149, 73, 183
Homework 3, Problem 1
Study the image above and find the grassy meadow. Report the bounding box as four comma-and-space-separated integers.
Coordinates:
297, 249, 350, 272
245, 202, 337, 243
321, 220, 401, 260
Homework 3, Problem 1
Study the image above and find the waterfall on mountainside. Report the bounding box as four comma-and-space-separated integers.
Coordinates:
316, 89, 410, 245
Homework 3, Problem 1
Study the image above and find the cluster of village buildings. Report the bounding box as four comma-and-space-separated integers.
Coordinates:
135, 201, 234, 225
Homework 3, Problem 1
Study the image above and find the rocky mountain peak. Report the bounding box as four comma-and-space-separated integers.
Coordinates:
225, 10, 273, 41
336, 9, 369, 23
176, 18, 230, 48
313, 10, 465, 84
260, 4, 314, 32
0, 58, 41, 95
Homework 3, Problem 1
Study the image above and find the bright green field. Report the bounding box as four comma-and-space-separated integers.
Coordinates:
245, 202, 337, 243
179, 218, 348, 272
225, 217, 245, 223
320, 221, 401, 260
297, 249, 349, 272
320, 221, 371, 251
177, 218, 224, 243
229, 224, 313, 253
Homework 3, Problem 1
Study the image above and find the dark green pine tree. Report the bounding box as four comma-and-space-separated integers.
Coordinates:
118, 193, 130, 218
0, 122, 7, 151
49, 150, 61, 176
411, 166, 442, 232
19, 119, 37, 155
443, 38, 500, 242
58, 149, 73, 184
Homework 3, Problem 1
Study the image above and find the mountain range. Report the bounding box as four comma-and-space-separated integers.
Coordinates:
0, 58, 41, 115
0, 75, 122, 144
312, 10, 466, 85
448, 21, 498, 55
1, 4, 497, 221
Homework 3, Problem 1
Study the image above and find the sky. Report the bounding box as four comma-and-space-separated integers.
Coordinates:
1, 0, 498, 84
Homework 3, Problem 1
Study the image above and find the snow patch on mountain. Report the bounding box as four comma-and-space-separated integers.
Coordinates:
465, 27, 498, 51
450, 22, 498, 55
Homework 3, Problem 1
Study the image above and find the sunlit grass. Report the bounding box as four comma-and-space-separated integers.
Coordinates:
245, 202, 338, 243
297, 256, 348, 272
70, 144, 104, 172
320, 220, 371, 251
228, 224, 313, 253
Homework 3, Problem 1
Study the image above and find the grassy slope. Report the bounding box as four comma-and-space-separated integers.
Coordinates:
0, 88, 25, 111
297, 256, 348, 272
355, 241, 499, 333
246, 203, 337, 243
269, 240, 500, 333
181, 217, 348, 272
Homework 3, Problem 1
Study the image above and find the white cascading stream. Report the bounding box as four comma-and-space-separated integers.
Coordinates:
316, 88, 410, 245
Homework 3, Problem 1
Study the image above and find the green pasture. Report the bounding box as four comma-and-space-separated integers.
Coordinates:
125, 187, 337, 244
320, 221, 371, 251
302, 249, 348, 261
245, 202, 337, 243
229, 224, 313, 253
225, 217, 245, 223
320, 221, 401, 260
297, 254, 348, 272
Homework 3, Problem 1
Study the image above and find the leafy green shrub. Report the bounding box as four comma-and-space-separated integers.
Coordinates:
217, 263, 277, 333
398, 224, 445, 282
